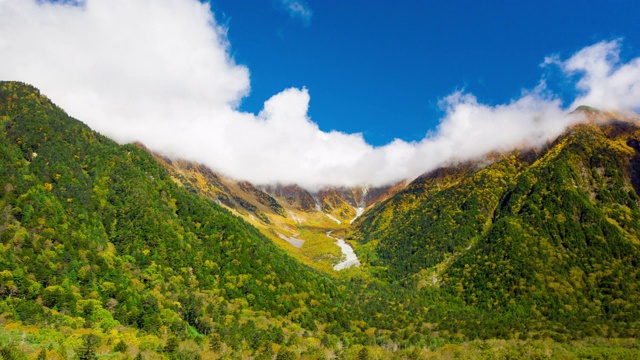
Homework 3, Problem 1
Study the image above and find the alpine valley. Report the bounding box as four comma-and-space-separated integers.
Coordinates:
1, 81, 640, 359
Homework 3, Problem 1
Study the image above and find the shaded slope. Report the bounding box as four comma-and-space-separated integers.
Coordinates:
352, 115, 640, 336
353, 156, 530, 276
443, 122, 640, 335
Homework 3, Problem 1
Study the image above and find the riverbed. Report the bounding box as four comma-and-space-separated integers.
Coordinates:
326, 231, 360, 270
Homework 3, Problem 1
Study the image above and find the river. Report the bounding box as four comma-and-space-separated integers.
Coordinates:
326, 231, 361, 270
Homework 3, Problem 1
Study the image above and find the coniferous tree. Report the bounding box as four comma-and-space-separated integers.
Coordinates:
76, 334, 100, 360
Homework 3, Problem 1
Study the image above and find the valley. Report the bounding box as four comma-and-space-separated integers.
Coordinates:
150, 151, 399, 274
1, 82, 640, 359
326, 231, 360, 271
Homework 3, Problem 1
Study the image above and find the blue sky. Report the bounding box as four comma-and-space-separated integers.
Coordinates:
3, 0, 640, 188
212, 0, 640, 145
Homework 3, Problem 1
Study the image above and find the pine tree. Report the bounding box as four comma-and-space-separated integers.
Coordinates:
36, 349, 47, 360
114, 339, 128, 353
357, 346, 370, 360
276, 347, 296, 360
77, 334, 100, 360
164, 337, 179, 354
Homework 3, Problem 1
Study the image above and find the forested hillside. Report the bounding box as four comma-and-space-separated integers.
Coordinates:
1, 81, 639, 359
0, 81, 351, 358
352, 113, 640, 339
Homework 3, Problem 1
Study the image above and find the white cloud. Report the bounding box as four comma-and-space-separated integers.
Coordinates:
551, 39, 640, 111
0, 1, 638, 190
278, 0, 313, 26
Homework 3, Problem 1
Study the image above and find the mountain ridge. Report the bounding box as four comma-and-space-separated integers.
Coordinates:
350, 111, 640, 338
2, 81, 640, 358
147, 147, 406, 272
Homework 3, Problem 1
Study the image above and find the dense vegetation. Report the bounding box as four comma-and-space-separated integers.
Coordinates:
0, 82, 349, 358
352, 117, 640, 341
1, 81, 639, 359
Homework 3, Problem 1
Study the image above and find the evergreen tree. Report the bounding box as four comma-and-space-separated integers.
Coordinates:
113, 339, 128, 353
36, 349, 47, 360
164, 337, 179, 354
357, 346, 370, 360
276, 347, 296, 360
76, 334, 100, 360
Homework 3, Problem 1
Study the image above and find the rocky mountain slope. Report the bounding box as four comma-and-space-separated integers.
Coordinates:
151, 151, 404, 271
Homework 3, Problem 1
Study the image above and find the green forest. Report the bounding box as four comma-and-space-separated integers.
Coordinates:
1, 81, 639, 359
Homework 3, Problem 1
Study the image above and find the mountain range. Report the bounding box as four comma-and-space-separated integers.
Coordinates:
1, 81, 639, 359
149, 149, 405, 272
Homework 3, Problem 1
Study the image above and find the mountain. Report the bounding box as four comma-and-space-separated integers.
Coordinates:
0, 81, 457, 359
0, 81, 352, 358
2, 81, 639, 359
151, 151, 403, 271
153, 152, 401, 225
351, 109, 640, 338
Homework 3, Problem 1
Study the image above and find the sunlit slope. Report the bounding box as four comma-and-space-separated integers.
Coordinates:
352, 114, 640, 335
2, 82, 640, 357
0, 81, 347, 338
152, 151, 404, 272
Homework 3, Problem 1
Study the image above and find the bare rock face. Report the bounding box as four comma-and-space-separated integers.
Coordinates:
238, 181, 286, 217
261, 184, 317, 212
144, 142, 407, 225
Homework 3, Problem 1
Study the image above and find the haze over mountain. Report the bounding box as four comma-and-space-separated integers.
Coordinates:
3, 0, 640, 189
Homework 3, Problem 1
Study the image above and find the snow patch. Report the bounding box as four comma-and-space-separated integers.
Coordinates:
277, 232, 304, 248
325, 213, 342, 224
349, 206, 365, 224
349, 187, 368, 224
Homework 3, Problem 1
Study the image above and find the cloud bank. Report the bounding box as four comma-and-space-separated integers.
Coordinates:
1, 0, 639, 190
